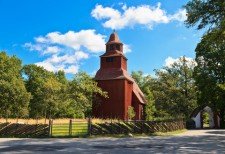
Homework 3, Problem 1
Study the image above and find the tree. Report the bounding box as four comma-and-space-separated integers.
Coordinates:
131, 71, 156, 120
0, 52, 31, 120
194, 31, 225, 127
185, 0, 225, 31
153, 56, 197, 119
68, 72, 107, 118
185, 0, 225, 128
23, 64, 62, 119
42, 76, 62, 119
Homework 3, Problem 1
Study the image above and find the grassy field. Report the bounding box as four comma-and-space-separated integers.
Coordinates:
0, 118, 90, 137
0, 118, 74, 124
89, 129, 187, 138
51, 121, 89, 137
0, 118, 121, 124
0, 118, 121, 137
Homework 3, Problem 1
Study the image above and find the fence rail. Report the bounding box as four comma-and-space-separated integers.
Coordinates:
0, 123, 49, 137
90, 119, 185, 135
0, 119, 185, 137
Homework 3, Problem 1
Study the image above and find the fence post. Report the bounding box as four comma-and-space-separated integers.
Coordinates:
69, 119, 72, 136
141, 121, 144, 134
49, 119, 53, 137
88, 117, 92, 136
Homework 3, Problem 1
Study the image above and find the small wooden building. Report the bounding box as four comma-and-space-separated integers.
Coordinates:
92, 32, 147, 120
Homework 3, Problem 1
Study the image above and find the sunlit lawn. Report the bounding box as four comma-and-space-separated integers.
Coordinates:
52, 123, 88, 137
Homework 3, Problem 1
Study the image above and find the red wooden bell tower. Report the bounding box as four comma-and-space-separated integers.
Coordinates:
93, 32, 146, 120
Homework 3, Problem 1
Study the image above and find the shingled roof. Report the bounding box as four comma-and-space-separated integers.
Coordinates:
95, 68, 147, 104
100, 50, 127, 59
106, 32, 121, 44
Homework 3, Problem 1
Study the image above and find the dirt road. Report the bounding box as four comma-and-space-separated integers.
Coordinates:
0, 129, 225, 153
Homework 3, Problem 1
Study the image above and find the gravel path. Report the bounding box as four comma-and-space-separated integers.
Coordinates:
0, 129, 225, 153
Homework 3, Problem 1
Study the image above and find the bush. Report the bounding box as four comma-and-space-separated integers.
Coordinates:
127, 106, 135, 120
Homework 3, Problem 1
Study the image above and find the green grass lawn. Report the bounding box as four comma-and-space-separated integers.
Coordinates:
52, 123, 88, 137
89, 129, 187, 138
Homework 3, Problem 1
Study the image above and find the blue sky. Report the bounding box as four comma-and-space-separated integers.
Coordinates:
0, 0, 203, 76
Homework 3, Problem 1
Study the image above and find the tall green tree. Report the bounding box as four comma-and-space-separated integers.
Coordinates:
153, 56, 197, 119
68, 72, 107, 118
194, 31, 225, 127
185, 0, 225, 127
0, 52, 31, 119
23, 64, 62, 119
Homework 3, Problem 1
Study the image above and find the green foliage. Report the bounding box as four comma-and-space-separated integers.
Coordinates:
68, 72, 108, 118
145, 92, 156, 120
127, 106, 135, 120
185, 0, 225, 31
153, 56, 197, 119
23, 64, 62, 119
0, 52, 31, 118
23, 65, 107, 119
185, 0, 225, 128
132, 57, 197, 120
131, 71, 156, 120
202, 111, 210, 127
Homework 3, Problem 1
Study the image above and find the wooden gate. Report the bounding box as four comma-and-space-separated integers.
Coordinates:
49, 119, 89, 137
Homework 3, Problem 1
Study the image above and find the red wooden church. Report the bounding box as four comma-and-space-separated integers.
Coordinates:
93, 32, 147, 120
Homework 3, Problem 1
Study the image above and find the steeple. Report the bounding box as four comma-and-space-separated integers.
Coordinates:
107, 31, 121, 43
106, 31, 123, 52
93, 31, 147, 120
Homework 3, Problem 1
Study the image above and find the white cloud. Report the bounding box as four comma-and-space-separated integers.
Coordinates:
92, 5, 121, 21
165, 56, 196, 68
91, 3, 187, 29
64, 65, 80, 74
24, 43, 43, 51
24, 43, 61, 55
170, 9, 187, 22
43, 46, 61, 54
35, 51, 89, 74
123, 44, 131, 53
44, 30, 106, 53
25, 29, 105, 74
165, 57, 178, 67
25, 29, 131, 74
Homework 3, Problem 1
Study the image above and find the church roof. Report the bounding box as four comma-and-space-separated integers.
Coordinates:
106, 32, 122, 44
133, 82, 147, 104
95, 68, 147, 104
95, 68, 133, 82
100, 50, 127, 60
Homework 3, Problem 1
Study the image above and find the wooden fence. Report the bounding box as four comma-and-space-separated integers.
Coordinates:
90, 119, 185, 135
0, 123, 49, 137
49, 119, 89, 137
0, 119, 185, 137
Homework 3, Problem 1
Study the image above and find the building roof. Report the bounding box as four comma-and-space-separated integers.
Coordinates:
106, 32, 122, 44
100, 50, 127, 60
133, 82, 147, 104
95, 68, 133, 82
95, 68, 147, 104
